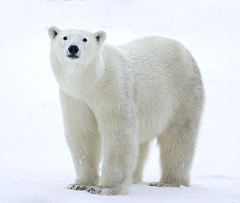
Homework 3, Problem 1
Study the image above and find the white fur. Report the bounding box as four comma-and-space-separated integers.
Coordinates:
48, 27, 204, 195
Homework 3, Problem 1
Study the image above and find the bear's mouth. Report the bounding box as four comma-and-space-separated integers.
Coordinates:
67, 54, 79, 59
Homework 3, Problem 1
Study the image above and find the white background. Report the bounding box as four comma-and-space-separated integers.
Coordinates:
0, 0, 240, 202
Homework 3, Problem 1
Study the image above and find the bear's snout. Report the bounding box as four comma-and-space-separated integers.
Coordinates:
67, 45, 80, 59
68, 45, 79, 54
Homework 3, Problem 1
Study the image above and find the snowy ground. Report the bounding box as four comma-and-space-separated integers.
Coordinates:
0, 0, 240, 202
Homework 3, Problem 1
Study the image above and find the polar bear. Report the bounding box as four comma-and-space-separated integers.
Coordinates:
48, 26, 204, 195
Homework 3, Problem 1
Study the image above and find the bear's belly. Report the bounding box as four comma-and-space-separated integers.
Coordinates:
136, 105, 173, 144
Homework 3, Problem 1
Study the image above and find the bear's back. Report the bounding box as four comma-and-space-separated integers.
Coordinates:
118, 36, 184, 63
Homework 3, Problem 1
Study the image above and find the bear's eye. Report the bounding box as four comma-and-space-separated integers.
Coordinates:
63, 36, 67, 40
82, 38, 87, 42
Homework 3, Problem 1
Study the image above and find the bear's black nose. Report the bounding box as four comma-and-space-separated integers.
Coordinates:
68, 45, 79, 54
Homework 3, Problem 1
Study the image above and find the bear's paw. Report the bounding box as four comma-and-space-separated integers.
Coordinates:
148, 182, 184, 187
86, 186, 124, 195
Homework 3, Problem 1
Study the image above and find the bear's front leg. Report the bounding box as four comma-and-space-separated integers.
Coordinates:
87, 104, 138, 195
60, 90, 101, 190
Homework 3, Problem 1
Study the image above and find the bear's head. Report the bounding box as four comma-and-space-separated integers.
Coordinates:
48, 26, 106, 65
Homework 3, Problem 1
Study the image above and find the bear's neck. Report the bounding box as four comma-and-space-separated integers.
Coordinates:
80, 54, 106, 89
58, 53, 106, 100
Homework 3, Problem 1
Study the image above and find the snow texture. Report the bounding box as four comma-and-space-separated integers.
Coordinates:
0, 0, 240, 202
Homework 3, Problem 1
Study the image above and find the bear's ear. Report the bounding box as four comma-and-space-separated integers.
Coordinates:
94, 31, 106, 44
48, 26, 61, 41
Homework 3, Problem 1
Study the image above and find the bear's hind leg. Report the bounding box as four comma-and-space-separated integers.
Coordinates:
150, 118, 198, 187
132, 141, 151, 183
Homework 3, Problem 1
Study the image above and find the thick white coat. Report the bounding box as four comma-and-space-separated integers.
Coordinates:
48, 27, 204, 195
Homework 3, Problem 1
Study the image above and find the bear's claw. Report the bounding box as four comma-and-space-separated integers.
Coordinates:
148, 182, 175, 187
148, 182, 158, 186
67, 184, 88, 191
87, 187, 102, 194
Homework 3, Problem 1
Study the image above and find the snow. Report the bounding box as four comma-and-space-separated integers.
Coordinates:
0, 0, 240, 202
